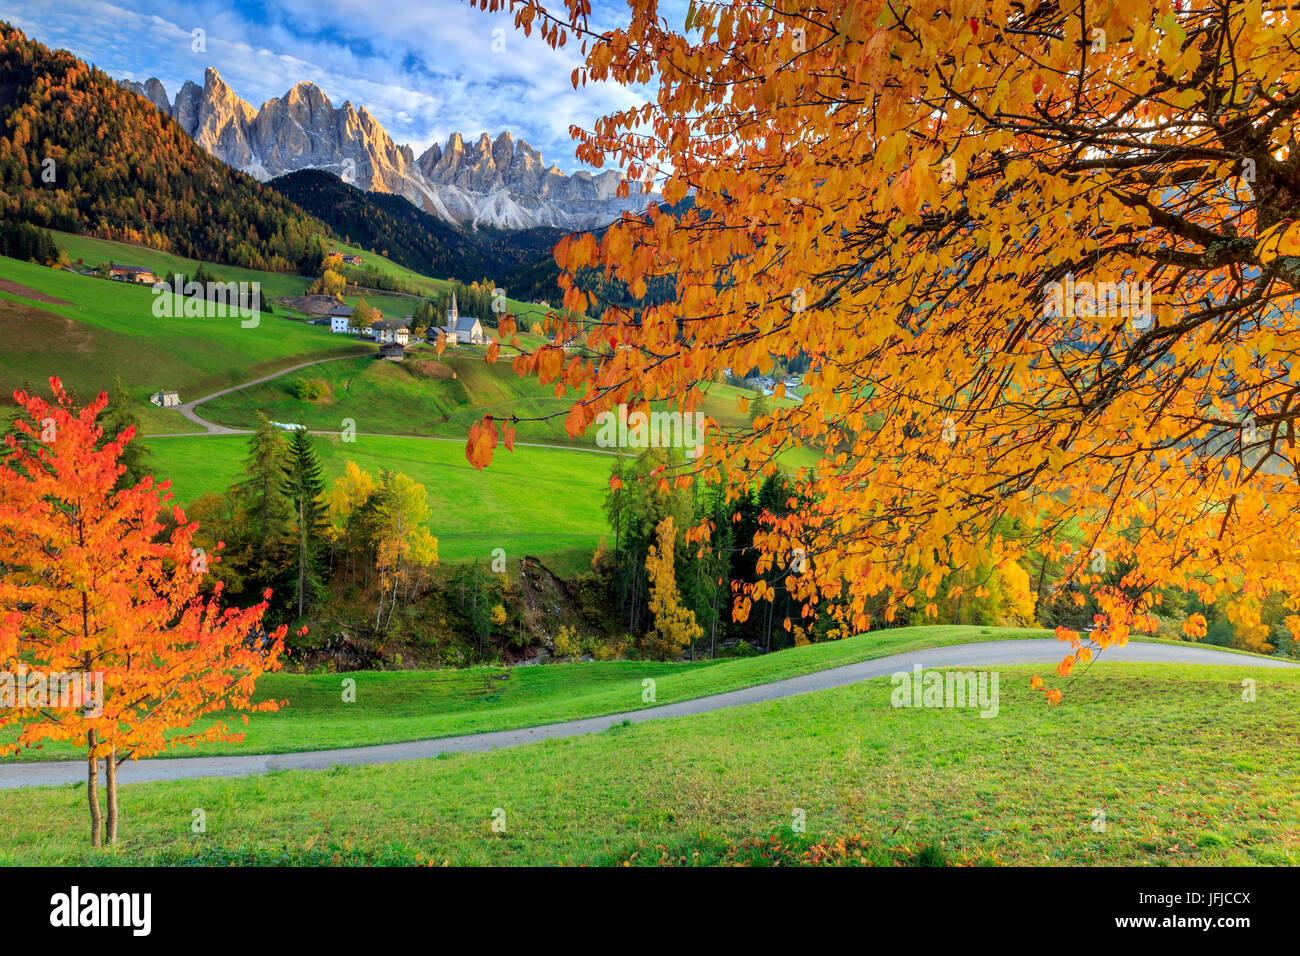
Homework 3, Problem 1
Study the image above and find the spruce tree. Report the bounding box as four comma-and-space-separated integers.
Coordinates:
99, 376, 152, 489
280, 426, 328, 617
236, 414, 291, 590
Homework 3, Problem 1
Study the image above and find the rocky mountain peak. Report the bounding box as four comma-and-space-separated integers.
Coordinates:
117, 70, 656, 229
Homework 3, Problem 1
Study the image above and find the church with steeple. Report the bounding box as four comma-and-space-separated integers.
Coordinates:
427, 290, 486, 346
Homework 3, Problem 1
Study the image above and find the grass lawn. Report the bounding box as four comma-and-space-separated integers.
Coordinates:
2, 656, 1294, 865
52, 230, 313, 300
194, 350, 585, 444
145, 431, 612, 564
0, 625, 1041, 762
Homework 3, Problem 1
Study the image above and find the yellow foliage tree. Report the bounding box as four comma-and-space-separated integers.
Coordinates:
310, 268, 345, 298
324, 461, 378, 584
373, 471, 438, 631
349, 297, 375, 334
644, 516, 702, 659
997, 560, 1037, 627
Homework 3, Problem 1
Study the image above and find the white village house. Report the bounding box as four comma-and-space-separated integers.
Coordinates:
427, 291, 485, 346
150, 389, 180, 407
370, 319, 409, 345
328, 304, 353, 334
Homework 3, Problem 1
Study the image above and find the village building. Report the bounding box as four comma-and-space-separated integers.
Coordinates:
370, 319, 409, 345
328, 304, 354, 333
150, 389, 181, 407
378, 342, 406, 362
433, 291, 485, 345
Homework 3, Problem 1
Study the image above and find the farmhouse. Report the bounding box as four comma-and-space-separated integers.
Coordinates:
109, 263, 157, 284
379, 342, 405, 362
329, 304, 354, 333
370, 320, 409, 345
435, 292, 485, 345
150, 389, 180, 407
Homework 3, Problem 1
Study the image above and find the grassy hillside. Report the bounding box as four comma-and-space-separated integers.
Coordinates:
322, 237, 556, 328
3, 656, 1294, 865
148, 432, 612, 565
195, 349, 809, 443
195, 351, 582, 443
0, 254, 367, 419
53, 231, 312, 300
4, 239, 807, 451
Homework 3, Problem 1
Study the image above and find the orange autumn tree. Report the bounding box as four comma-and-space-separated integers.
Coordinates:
0, 379, 287, 847
468, 0, 1300, 697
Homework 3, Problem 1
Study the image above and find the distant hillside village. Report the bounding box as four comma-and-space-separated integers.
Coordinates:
312, 290, 486, 363
55, 241, 496, 367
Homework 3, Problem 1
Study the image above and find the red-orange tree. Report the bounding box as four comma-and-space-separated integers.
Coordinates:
0, 379, 286, 846
471, 0, 1300, 693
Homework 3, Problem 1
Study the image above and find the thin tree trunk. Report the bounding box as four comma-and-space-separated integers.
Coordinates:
385, 574, 400, 631
298, 497, 305, 617
105, 745, 119, 845
1032, 553, 1049, 624
765, 592, 773, 652
87, 729, 102, 849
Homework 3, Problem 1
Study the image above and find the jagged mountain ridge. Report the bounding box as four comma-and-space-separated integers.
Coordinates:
0, 22, 327, 273
268, 168, 565, 285
120, 69, 651, 231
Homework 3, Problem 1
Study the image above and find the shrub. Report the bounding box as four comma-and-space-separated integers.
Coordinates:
553, 624, 582, 657
293, 378, 332, 402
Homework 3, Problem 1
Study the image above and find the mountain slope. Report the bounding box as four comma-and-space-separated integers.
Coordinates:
0, 23, 328, 273
268, 169, 563, 284
121, 69, 655, 231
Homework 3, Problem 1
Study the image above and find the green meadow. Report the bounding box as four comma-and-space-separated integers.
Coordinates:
0, 253, 366, 413
2, 655, 1294, 866
147, 431, 612, 565
194, 350, 584, 444
0, 625, 1044, 761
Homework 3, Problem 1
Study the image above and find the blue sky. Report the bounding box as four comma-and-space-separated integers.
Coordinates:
5, 0, 682, 172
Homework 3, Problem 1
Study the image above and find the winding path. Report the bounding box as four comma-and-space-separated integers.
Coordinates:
149, 350, 617, 454
1, 639, 1291, 790
164, 354, 363, 435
